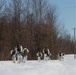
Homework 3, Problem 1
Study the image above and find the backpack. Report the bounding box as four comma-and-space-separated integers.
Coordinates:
44, 49, 48, 54
59, 52, 61, 57
17, 45, 21, 53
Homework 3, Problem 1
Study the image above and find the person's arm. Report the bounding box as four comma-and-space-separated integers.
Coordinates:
10, 50, 13, 54
41, 52, 42, 57
14, 47, 17, 54
43, 48, 45, 53
20, 46, 23, 52
36, 53, 38, 56
48, 49, 50, 54
27, 49, 29, 53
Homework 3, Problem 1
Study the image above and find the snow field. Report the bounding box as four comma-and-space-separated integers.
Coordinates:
0, 54, 76, 75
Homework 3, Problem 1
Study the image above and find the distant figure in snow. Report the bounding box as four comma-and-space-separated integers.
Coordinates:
10, 43, 29, 63
36, 51, 42, 62
43, 47, 51, 61
58, 51, 65, 61
15, 42, 23, 63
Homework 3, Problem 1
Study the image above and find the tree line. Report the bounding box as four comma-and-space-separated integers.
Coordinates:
0, 0, 74, 60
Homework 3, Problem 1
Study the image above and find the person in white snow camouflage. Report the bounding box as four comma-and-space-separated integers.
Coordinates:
43, 47, 51, 61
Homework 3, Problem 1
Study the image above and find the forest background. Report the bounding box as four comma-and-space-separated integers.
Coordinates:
0, 0, 74, 60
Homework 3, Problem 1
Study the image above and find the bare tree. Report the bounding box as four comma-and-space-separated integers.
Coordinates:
0, 0, 5, 60
5, 0, 26, 46
0, 0, 73, 60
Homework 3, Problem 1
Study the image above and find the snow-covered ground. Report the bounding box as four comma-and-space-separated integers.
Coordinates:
0, 54, 76, 75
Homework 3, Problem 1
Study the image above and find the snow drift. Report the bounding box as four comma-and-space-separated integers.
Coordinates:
0, 54, 76, 75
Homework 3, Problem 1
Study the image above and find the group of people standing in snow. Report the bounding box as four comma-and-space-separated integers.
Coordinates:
10, 43, 65, 63
36, 48, 65, 61
57, 51, 65, 61
10, 43, 29, 63
10, 43, 52, 63
36, 47, 52, 62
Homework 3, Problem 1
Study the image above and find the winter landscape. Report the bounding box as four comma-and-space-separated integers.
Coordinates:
0, 54, 76, 75
0, 0, 75, 75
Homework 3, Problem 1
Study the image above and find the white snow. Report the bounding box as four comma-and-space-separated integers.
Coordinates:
0, 54, 76, 75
